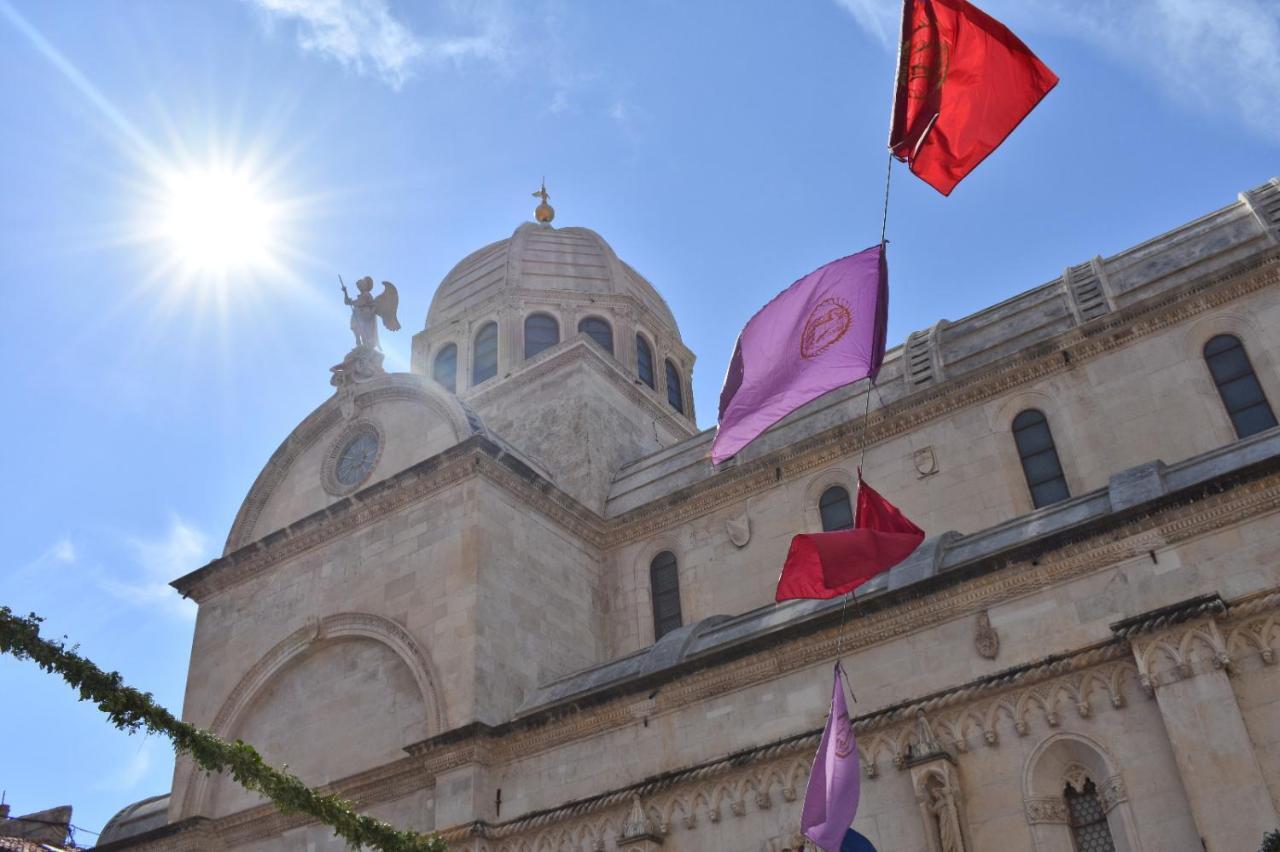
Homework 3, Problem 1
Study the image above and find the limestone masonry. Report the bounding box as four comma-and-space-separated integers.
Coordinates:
99, 179, 1280, 851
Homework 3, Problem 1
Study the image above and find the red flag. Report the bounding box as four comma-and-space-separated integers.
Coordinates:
888, 0, 1058, 196
776, 476, 925, 602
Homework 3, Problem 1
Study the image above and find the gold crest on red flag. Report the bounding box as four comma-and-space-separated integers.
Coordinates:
888, 0, 1058, 195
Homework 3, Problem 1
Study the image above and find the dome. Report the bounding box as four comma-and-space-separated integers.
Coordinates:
97, 794, 169, 845
425, 222, 678, 334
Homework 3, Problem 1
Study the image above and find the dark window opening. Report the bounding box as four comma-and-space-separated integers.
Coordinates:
650, 551, 682, 640
1013, 409, 1070, 508
665, 359, 685, 414
1065, 779, 1117, 852
473, 322, 498, 385
819, 485, 854, 531
523, 313, 559, 360
578, 317, 614, 355
1205, 334, 1277, 439
636, 334, 655, 389
432, 344, 457, 392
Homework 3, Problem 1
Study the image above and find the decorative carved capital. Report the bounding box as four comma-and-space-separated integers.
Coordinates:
1024, 796, 1068, 825
1097, 774, 1128, 813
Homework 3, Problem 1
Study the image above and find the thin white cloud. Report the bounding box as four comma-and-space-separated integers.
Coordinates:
49, 538, 77, 564
833, 0, 896, 47
247, 0, 512, 89
96, 737, 157, 792
833, 0, 1280, 142
100, 515, 208, 620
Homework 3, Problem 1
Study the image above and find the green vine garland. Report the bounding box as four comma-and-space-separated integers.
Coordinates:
0, 606, 446, 852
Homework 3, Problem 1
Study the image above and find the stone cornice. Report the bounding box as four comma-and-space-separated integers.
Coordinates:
606, 251, 1280, 544
173, 437, 609, 602
189, 580, 1280, 848
403, 469, 1280, 768
185, 253, 1280, 604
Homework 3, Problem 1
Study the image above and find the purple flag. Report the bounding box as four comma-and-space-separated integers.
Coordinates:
801, 665, 862, 852
712, 245, 888, 464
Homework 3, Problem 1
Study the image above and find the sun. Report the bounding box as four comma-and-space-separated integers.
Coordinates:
158, 165, 278, 276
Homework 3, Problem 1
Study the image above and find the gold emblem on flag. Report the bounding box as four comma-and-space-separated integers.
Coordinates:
834, 715, 855, 758
800, 297, 853, 359
902, 18, 951, 100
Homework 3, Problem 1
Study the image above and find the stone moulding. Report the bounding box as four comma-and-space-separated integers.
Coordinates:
190, 586, 1280, 848
606, 251, 1280, 545
223, 374, 481, 554
179, 254, 1279, 605
178, 612, 446, 820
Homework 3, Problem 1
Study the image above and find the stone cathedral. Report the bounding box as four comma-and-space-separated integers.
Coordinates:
99, 180, 1280, 852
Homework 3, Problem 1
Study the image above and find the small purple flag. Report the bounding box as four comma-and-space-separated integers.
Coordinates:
801, 664, 862, 852
712, 245, 888, 464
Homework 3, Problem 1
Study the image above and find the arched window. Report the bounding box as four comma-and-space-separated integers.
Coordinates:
665, 359, 685, 413
523, 313, 559, 360
636, 334, 655, 388
473, 322, 498, 385
1013, 409, 1070, 508
432, 343, 457, 392
649, 551, 682, 640
1204, 334, 1277, 439
578, 316, 614, 355
1064, 779, 1117, 852
819, 485, 854, 531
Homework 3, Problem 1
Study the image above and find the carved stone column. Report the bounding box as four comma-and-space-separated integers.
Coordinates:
1113, 594, 1279, 850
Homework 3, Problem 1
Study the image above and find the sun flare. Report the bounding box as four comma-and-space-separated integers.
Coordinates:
158, 166, 278, 276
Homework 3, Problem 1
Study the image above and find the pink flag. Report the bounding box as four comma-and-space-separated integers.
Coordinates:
713, 246, 888, 464
802, 664, 862, 851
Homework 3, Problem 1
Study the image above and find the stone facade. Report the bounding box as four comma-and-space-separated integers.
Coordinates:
99, 180, 1280, 852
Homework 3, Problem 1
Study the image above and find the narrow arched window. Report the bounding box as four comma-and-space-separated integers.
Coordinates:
432, 343, 457, 392
650, 551, 682, 640
1065, 779, 1117, 852
1013, 409, 1070, 508
578, 316, 614, 355
636, 334, 655, 388
819, 485, 854, 531
473, 321, 498, 385
524, 313, 559, 359
1204, 334, 1277, 439
665, 360, 685, 413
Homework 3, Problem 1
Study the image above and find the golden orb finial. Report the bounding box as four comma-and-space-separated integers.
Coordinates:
532, 178, 555, 224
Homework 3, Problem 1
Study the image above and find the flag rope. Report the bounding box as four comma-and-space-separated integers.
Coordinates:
836, 376, 879, 667
879, 151, 894, 246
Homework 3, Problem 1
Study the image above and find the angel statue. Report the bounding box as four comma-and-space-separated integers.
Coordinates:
342, 276, 400, 350
331, 275, 401, 388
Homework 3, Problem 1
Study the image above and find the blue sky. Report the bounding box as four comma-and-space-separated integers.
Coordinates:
1, 0, 1277, 839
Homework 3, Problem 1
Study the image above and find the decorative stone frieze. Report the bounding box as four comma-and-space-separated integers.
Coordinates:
1024, 797, 1068, 825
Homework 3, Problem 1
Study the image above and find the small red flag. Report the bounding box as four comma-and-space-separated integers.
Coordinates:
776, 476, 925, 602
888, 0, 1058, 196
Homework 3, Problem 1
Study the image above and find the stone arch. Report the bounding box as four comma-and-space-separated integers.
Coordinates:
987, 389, 1083, 514
635, 539, 685, 645
1181, 311, 1280, 443
180, 612, 445, 818
803, 467, 859, 532
1022, 732, 1141, 852
224, 373, 483, 553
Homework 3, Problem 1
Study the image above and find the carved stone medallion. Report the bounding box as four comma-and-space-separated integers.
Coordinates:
913, 446, 939, 478
727, 512, 751, 548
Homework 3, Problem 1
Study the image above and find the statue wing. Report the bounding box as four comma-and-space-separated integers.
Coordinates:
375, 281, 401, 331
